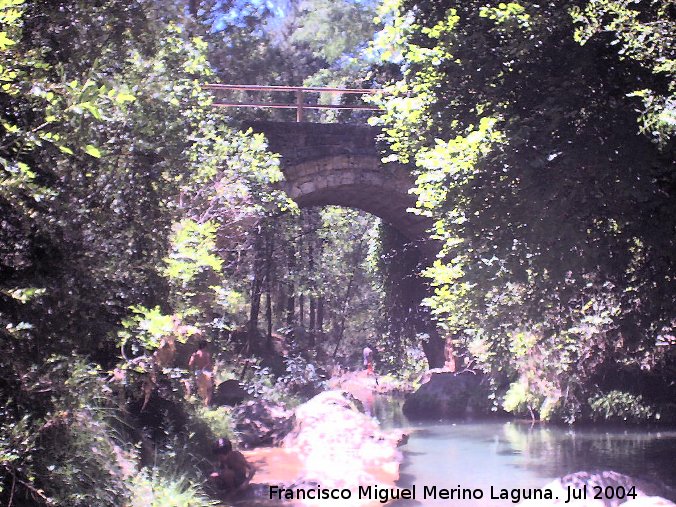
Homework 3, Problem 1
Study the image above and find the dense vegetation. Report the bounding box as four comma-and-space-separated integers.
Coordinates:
373, 0, 675, 422
0, 0, 674, 504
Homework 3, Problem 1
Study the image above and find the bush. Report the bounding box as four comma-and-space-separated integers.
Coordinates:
1, 357, 135, 507
588, 390, 655, 423
127, 469, 218, 507
193, 406, 236, 442
502, 380, 542, 419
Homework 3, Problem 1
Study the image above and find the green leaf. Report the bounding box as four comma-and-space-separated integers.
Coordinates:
84, 144, 102, 158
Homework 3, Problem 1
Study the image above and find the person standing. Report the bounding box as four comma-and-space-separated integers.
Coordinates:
363, 344, 374, 375
189, 340, 213, 406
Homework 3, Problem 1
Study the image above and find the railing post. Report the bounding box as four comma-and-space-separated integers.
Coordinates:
296, 90, 305, 122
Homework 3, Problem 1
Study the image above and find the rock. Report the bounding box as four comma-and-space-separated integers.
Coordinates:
330, 370, 414, 404
232, 399, 295, 448
244, 390, 406, 507
212, 379, 248, 406
402, 371, 485, 419
623, 498, 676, 506
283, 392, 404, 494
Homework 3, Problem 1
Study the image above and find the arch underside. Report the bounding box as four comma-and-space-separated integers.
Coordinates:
294, 184, 429, 244
279, 156, 436, 256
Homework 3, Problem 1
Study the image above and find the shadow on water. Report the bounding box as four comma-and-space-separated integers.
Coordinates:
372, 396, 676, 506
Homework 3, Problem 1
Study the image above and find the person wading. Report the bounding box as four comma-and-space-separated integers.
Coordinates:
210, 437, 255, 494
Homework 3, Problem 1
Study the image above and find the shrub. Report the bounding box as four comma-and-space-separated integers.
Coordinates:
1, 357, 135, 506
502, 380, 541, 419
588, 390, 655, 423
127, 469, 218, 507
193, 406, 236, 442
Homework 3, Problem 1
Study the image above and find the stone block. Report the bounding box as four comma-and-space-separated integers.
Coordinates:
315, 176, 329, 190
300, 182, 316, 194
339, 173, 356, 185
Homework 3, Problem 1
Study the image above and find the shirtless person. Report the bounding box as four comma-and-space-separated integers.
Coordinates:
363, 343, 379, 386
210, 437, 255, 493
363, 344, 374, 375
188, 340, 213, 406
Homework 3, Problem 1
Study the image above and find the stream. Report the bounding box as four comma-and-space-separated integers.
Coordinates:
372, 396, 676, 506
234, 394, 676, 506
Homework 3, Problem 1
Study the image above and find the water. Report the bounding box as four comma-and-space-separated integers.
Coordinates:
372, 397, 676, 506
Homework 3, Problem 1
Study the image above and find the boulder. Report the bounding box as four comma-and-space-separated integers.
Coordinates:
403, 370, 485, 419
242, 390, 406, 507
232, 399, 295, 448
212, 379, 248, 406
624, 498, 676, 507
283, 391, 405, 490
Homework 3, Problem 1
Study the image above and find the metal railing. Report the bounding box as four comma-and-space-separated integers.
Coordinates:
204, 84, 385, 122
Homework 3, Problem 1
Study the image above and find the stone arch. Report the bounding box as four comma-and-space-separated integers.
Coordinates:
246, 121, 437, 257
246, 121, 446, 367
280, 155, 435, 256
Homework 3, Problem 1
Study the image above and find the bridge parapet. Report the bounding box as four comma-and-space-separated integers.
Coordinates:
245, 121, 381, 164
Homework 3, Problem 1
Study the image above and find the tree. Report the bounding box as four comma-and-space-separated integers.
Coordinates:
374, 0, 675, 421
0, 1, 285, 502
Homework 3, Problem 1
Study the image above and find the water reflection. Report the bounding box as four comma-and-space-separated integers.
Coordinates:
372, 397, 676, 506
228, 397, 676, 506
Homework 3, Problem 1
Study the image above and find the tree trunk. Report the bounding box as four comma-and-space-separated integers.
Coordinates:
247, 230, 265, 350
317, 296, 324, 334
309, 296, 316, 329
308, 228, 315, 337
421, 328, 446, 369
332, 270, 356, 358
265, 233, 273, 345
309, 296, 316, 347
188, 0, 200, 17
286, 287, 295, 326
286, 243, 295, 326
248, 274, 262, 351
299, 294, 305, 327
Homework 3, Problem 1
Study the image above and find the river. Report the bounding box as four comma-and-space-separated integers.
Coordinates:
236, 395, 676, 506
372, 396, 676, 506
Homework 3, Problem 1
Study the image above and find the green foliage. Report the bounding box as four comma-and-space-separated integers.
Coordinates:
164, 220, 223, 284
288, 0, 378, 63
373, 223, 431, 371
374, 0, 676, 421
570, 0, 675, 146
503, 381, 542, 418
1, 357, 134, 506
588, 390, 655, 423
0, 0, 288, 363
118, 306, 202, 358
0, 2, 291, 504
127, 469, 217, 507
315, 207, 385, 358
277, 355, 326, 393
479, 2, 531, 27
391, 346, 428, 385
192, 406, 236, 442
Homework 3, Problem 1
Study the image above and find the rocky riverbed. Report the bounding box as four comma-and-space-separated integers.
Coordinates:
239, 390, 407, 506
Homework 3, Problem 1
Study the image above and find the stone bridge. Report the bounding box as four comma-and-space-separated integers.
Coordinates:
246, 121, 437, 258
247, 121, 446, 367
